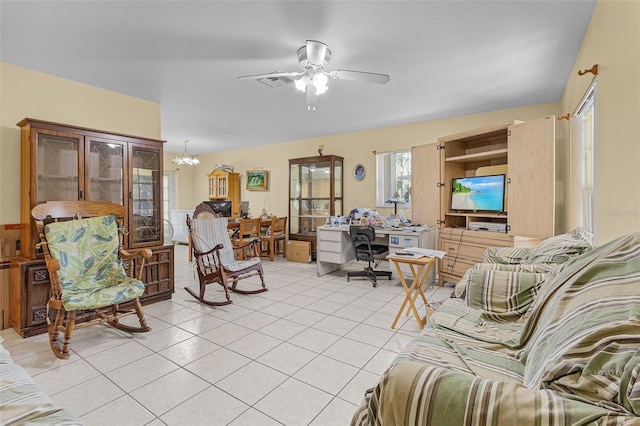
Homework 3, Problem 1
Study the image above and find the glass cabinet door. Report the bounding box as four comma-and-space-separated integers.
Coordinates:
289, 155, 344, 238
36, 130, 82, 202
87, 138, 125, 204
333, 158, 343, 217
130, 145, 162, 246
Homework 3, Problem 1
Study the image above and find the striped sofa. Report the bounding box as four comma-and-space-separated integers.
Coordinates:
0, 337, 80, 425
352, 231, 640, 425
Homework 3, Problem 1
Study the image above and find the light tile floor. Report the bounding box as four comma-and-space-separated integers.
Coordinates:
1, 244, 454, 426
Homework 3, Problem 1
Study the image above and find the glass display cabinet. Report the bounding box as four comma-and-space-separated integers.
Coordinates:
288, 155, 343, 258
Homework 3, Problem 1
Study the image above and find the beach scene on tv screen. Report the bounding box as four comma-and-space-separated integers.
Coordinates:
451, 175, 504, 211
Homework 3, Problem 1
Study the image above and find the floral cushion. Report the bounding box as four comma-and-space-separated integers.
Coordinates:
44, 215, 145, 311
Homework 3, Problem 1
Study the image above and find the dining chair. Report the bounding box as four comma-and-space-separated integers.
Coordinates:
232, 218, 261, 259
260, 216, 287, 261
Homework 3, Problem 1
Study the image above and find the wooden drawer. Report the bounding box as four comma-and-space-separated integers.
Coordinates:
437, 227, 515, 284
439, 239, 486, 262
439, 254, 476, 278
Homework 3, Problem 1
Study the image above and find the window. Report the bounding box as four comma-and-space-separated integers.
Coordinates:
571, 80, 596, 233
376, 150, 411, 208
163, 171, 175, 221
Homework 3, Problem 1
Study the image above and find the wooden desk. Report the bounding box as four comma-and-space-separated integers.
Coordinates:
387, 254, 436, 330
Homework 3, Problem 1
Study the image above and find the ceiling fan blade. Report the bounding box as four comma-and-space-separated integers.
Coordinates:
305, 40, 329, 67
330, 69, 390, 85
238, 71, 304, 80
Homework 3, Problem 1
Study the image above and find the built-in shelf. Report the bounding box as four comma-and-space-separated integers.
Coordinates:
446, 212, 507, 218
444, 148, 508, 163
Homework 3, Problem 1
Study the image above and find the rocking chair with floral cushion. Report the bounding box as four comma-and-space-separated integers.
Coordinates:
31, 201, 152, 359
186, 215, 267, 306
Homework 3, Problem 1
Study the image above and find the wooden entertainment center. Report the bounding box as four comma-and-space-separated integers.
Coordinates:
10, 118, 174, 337
412, 117, 555, 284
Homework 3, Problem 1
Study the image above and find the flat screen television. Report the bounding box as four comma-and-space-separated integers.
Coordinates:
450, 174, 506, 213
204, 200, 232, 217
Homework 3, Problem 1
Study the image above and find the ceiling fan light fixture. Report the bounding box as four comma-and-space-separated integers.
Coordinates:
238, 40, 389, 112
172, 140, 200, 166
295, 75, 310, 92
313, 73, 329, 95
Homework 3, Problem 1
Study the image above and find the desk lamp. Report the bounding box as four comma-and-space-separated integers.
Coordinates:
385, 195, 402, 216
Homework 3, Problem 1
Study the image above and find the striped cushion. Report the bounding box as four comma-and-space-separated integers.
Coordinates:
224, 257, 261, 272
355, 359, 634, 426
466, 269, 546, 323
526, 226, 593, 264
428, 298, 526, 349
190, 217, 235, 265
522, 232, 640, 414
454, 262, 549, 299
1, 340, 81, 424
483, 246, 532, 264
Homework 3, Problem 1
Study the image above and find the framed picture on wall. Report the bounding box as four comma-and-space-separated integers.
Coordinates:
246, 170, 268, 191
354, 164, 366, 181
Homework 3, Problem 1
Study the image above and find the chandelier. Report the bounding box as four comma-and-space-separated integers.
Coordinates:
172, 140, 200, 166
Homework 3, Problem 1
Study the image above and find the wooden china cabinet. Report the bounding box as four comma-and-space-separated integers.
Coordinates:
207, 169, 241, 218
10, 118, 174, 337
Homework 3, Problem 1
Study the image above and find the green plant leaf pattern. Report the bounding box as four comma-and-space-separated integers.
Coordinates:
44, 215, 145, 310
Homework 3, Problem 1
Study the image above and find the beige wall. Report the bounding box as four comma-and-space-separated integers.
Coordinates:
0, 62, 161, 225
171, 103, 559, 222
559, 0, 640, 244
5, 0, 638, 247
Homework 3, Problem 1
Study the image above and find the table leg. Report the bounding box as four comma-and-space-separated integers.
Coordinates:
406, 262, 432, 316
391, 261, 425, 330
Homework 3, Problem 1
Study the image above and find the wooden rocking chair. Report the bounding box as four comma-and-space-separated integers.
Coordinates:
186, 215, 267, 306
31, 201, 152, 359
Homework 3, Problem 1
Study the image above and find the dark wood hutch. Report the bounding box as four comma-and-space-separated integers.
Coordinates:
9, 118, 174, 337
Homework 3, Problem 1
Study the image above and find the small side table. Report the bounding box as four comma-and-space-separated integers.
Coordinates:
387, 254, 436, 330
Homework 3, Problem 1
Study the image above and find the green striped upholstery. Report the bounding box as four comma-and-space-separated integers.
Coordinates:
526, 226, 593, 264
521, 232, 640, 414
354, 359, 629, 426
1, 338, 80, 424
352, 232, 640, 425
482, 227, 593, 269
466, 269, 546, 322
483, 246, 532, 264
454, 262, 548, 299
191, 218, 261, 272
44, 215, 145, 311
428, 298, 526, 348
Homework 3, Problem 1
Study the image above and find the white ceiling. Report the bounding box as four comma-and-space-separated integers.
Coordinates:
0, 0, 596, 154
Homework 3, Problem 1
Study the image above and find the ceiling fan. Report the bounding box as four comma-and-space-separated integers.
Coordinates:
238, 40, 390, 111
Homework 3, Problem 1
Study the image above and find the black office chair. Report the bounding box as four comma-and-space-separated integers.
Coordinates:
347, 225, 392, 287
